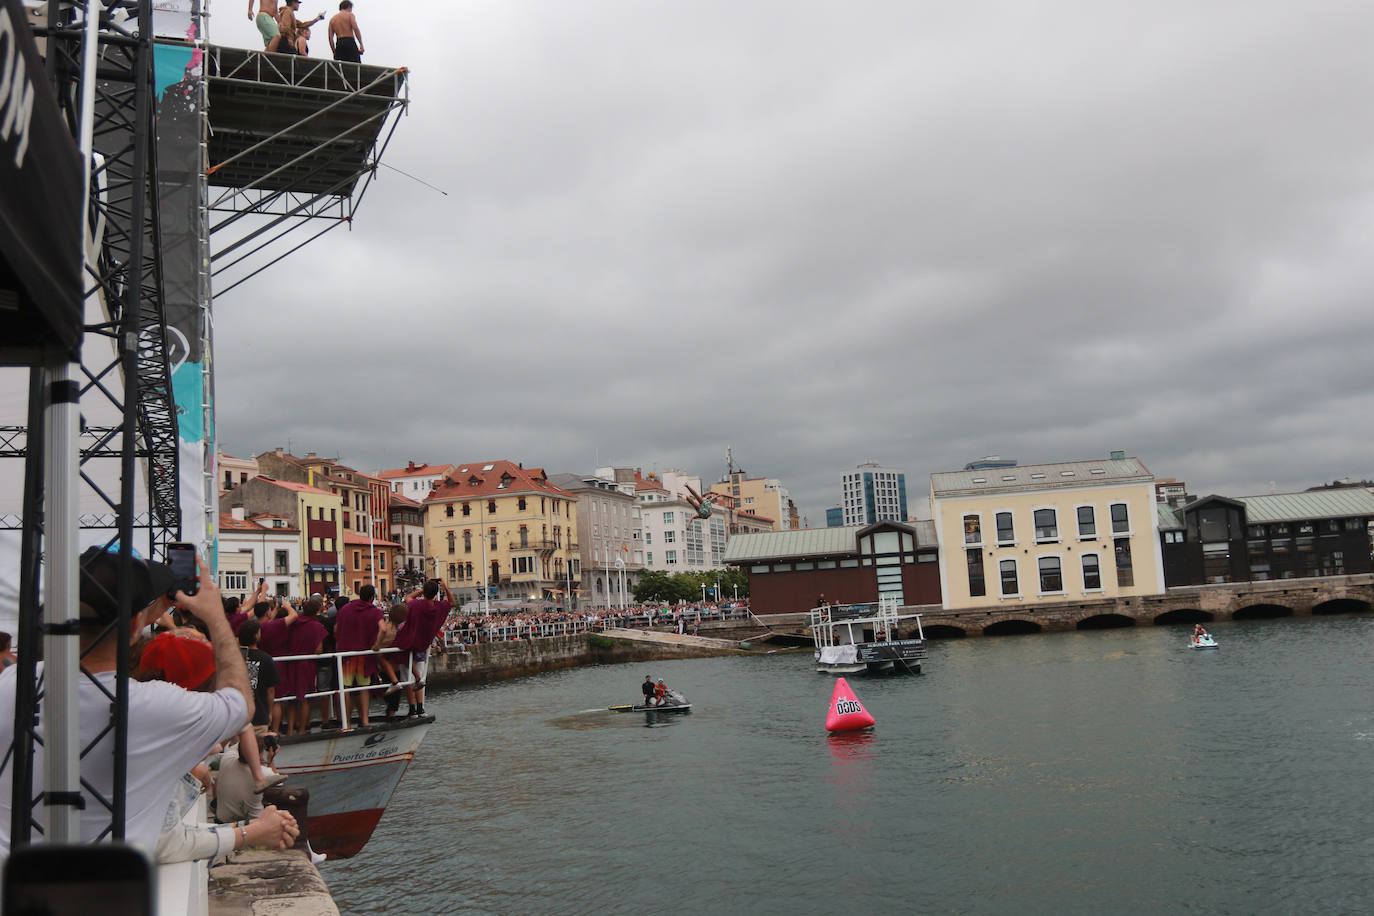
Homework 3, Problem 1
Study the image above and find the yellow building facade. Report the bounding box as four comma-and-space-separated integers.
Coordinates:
708, 471, 798, 531
423, 460, 580, 606
930, 456, 1165, 610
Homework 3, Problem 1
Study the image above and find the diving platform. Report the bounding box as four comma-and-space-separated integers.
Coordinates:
199, 45, 409, 292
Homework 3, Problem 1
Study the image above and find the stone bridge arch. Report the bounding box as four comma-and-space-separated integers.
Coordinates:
1076, 613, 1135, 630
983, 619, 1042, 636
1312, 598, 1372, 616
923, 624, 967, 639
1232, 603, 1293, 620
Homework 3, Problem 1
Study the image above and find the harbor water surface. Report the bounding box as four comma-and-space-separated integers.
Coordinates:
328, 615, 1374, 914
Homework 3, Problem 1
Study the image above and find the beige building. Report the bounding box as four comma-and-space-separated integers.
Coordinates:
217, 450, 259, 496
424, 460, 579, 607
930, 454, 1165, 610
708, 470, 799, 531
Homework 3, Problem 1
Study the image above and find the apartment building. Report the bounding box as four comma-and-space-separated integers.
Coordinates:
424, 460, 579, 606
218, 508, 300, 598
377, 461, 455, 500
388, 492, 428, 587
708, 469, 799, 531
549, 471, 643, 609
930, 454, 1165, 611
219, 475, 345, 596
841, 461, 908, 525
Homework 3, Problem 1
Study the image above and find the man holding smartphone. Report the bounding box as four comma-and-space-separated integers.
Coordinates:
0, 545, 253, 860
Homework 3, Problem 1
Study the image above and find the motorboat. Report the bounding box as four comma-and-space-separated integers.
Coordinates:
1190, 632, 1219, 650
628, 689, 692, 713
810, 597, 926, 675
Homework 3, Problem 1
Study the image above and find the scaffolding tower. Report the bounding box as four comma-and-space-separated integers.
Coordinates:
2, 0, 408, 852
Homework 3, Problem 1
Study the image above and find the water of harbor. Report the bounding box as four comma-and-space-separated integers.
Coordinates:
327, 615, 1374, 914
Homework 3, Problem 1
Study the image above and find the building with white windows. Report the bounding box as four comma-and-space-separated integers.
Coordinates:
550, 471, 644, 608
628, 471, 730, 572
388, 493, 428, 588
708, 469, 799, 531
929, 453, 1165, 611
218, 508, 301, 600
841, 461, 909, 525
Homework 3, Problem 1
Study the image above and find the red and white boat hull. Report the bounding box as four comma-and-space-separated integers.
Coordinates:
272, 716, 433, 859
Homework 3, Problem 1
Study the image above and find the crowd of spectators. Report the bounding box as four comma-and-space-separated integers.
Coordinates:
0, 547, 747, 874
439, 600, 752, 645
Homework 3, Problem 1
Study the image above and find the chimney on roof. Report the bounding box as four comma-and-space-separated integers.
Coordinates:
306, 451, 317, 460
275, 447, 283, 456
407, 461, 416, 471
1110, 449, 1126, 461
231, 506, 245, 521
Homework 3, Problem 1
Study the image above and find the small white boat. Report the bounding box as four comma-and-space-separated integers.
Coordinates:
1190, 633, 1219, 650
810, 597, 926, 675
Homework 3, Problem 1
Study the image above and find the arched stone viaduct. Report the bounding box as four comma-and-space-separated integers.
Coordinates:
750, 574, 1374, 640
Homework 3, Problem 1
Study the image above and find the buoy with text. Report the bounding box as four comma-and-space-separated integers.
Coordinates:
825, 677, 875, 732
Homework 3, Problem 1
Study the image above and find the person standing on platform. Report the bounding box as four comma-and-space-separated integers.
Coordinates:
334, 585, 383, 729
329, 0, 365, 62
277, 0, 324, 57
249, 0, 284, 53
398, 579, 450, 718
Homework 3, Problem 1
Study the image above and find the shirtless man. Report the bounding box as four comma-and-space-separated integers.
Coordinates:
328, 0, 364, 63
249, 0, 283, 53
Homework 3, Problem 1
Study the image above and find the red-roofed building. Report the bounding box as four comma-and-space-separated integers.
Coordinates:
219, 475, 344, 596
377, 461, 455, 501
256, 449, 383, 541
423, 460, 580, 607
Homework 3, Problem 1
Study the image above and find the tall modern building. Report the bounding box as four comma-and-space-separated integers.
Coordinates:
841, 461, 908, 525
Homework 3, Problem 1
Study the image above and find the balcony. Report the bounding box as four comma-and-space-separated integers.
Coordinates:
509, 538, 559, 552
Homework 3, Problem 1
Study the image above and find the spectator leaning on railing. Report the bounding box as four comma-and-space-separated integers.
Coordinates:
0, 546, 251, 861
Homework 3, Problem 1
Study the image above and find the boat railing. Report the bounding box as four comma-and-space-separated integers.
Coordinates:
268, 646, 416, 712
809, 602, 926, 643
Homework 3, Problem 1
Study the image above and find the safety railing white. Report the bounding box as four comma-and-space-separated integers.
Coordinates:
267, 647, 416, 715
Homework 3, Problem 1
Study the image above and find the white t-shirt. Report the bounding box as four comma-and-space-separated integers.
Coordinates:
0, 663, 249, 860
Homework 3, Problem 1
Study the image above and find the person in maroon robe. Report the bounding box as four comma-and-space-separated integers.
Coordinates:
334, 585, 383, 729
279, 597, 328, 735
255, 599, 297, 731
396, 579, 451, 718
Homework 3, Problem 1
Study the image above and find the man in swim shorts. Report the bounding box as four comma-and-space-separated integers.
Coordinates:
249, 0, 283, 53
329, 0, 364, 63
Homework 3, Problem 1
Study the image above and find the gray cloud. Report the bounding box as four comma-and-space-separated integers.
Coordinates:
214, 0, 1374, 523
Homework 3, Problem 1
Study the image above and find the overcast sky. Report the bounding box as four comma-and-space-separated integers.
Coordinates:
211, 1, 1374, 525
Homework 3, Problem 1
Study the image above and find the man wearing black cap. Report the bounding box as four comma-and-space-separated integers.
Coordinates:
0, 546, 253, 860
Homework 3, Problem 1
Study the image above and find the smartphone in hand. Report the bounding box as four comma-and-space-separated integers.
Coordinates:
166, 542, 199, 598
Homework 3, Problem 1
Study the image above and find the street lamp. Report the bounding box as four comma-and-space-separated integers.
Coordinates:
479, 498, 490, 615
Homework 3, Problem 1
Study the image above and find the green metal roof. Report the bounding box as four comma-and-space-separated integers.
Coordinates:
723, 526, 862, 563
1157, 503, 1183, 530
1238, 488, 1374, 523
722, 521, 937, 564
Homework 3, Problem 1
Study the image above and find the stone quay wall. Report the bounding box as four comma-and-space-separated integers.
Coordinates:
426, 633, 732, 686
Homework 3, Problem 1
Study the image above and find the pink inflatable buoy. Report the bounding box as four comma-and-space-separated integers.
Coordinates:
825, 677, 875, 732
